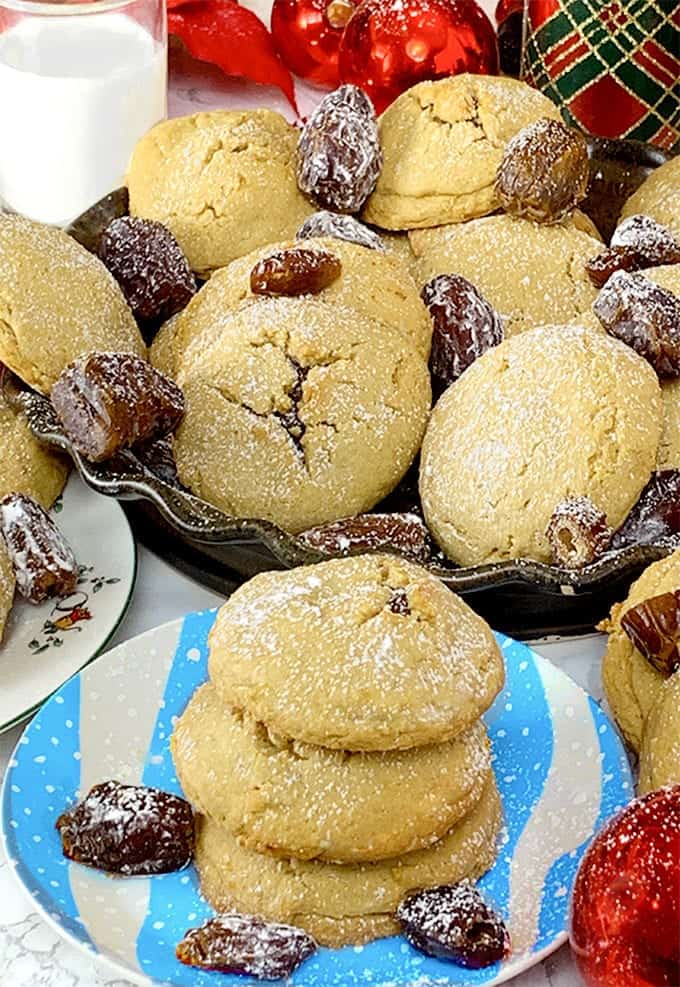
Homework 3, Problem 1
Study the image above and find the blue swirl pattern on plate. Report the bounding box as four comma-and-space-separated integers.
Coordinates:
2, 611, 632, 987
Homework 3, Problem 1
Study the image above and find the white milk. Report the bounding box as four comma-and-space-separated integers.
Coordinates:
0, 14, 166, 225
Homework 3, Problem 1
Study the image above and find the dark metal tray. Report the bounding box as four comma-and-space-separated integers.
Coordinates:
64, 137, 676, 638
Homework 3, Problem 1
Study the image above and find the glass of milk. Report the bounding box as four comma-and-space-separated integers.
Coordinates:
0, 0, 167, 225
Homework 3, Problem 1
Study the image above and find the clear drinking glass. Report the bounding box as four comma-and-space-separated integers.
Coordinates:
0, 0, 167, 225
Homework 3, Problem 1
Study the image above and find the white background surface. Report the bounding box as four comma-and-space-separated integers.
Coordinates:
1, 3, 600, 981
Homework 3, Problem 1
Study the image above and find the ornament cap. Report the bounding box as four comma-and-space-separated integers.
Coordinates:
325, 0, 354, 29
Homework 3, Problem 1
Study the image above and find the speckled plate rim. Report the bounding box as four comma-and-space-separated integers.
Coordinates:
0, 610, 633, 987
0, 475, 137, 734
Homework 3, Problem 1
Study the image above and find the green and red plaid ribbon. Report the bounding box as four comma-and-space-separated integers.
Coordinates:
522, 0, 680, 150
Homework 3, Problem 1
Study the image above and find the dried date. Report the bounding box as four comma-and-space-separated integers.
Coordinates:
56, 780, 195, 875
496, 118, 589, 223
0, 494, 78, 603
99, 216, 197, 328
546, 497, 612, 568
621, 590, 680, 677
51, 352, 185, 463
296, 210, 385, 251
397, 882, 510, 969
611, 471, 680, 549
593, 271, 680, 377
298, 512, 432, 565
250, 247, 341, 297
176, 914, 317, 979
611, 214, 680, 264
421, 274, 503, 393
297, 84, 382, 213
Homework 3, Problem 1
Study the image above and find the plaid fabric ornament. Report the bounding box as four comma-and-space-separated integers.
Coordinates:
522, 0, 680, 150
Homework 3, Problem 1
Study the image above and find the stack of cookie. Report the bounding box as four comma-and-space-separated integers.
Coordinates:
172, 553, 505, 947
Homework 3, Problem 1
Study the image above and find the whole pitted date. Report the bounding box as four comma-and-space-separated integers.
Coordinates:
298, 512, 432, 564
0, 494, 78, 603
51, 352, 185, 463
593, 271, 680, 377
297, 84, 382, 213
612, 470, 680, 549
611, 214, 680, 263
586, 214, 680, 288
56, 780, 195, 875
250, 247, 341, 297
496, 117, 589, 223
422, 274, 503, 392
296, 210, 385, 252
397, 882, 510, 969
99, 216, 197, 329
176, 914, 317, 979
585, 245, 648, 288
546, 496, 612, 568
621, 590, 680, 677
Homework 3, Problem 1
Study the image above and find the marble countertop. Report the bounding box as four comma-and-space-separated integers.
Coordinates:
1, 16, 599, 982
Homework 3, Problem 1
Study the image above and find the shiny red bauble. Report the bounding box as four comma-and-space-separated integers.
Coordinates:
338, 0, 499, 114
271, 0, 356, 87
570, 786, 680, 987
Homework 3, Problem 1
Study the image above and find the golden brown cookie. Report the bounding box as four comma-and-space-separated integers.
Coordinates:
420, 325, 662, 565
127, 110, 314, 277
0, 389, 69, 508
619, 156, 680, 240
208, 555, 504, 751
172, 237, 431, 372
149, 312, 182, 379
0, 538, 15, 645
410, 214, 601, 336
172, 682, 492, 863
601, 549, 680, 752
362, 75, 561, 230
173, 297, 430, 533
639, 670, 680, 795
194, 774, 502, 948
0, 215, 145, 394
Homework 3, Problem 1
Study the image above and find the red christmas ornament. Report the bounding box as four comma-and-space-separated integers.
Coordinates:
494, 0, 522, 24
570, 786, 680, 987
338, 0, 499, 114
271, 0, 356, 87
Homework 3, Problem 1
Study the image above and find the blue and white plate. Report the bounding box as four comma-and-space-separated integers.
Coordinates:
1, 610, 631, 986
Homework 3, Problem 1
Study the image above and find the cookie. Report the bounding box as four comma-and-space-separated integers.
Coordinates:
410, 214, 601, 337
0, 215, 145, 394
619, 156, 680, 241
362, 75, 561, 230
194, 774, 502, 948
173, 298, 430, 533
0, 538, 15, 644
641, 268, 680, 469
172, 683, 492, 864
149, 312, 182, 379
639, 670, 680, 795
0, 389, 69, 509
420, 325, 662, 565
172, 237, 431, 373
127, 110, 314, 278
208, 555, 504, 751
601, 549, 680, 752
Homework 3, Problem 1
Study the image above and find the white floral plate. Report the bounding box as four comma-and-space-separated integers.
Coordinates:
0, 474, 137, 733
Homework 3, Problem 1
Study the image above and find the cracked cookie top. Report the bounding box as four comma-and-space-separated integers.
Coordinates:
410, 213, 602, 337
0, 214, 145, 394
420, 324, 663, 566
159, 236, 431, 379
171, 682, 491, 864
126, 109, 315, 277
361, 74, 561, 231
172, 295, 430, 533
207, 553, 504, 750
